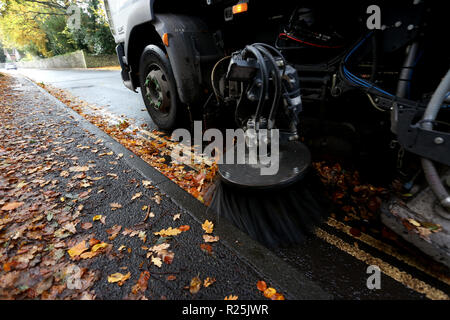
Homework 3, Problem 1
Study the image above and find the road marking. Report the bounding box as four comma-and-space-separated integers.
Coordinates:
326, 218, 450, 287
315, 227, 449, 300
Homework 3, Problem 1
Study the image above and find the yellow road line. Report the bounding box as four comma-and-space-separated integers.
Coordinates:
315, 228, 449, 300
326, 218, 450, 287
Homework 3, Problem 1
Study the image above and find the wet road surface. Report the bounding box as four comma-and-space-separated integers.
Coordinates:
16, 68, 155, 130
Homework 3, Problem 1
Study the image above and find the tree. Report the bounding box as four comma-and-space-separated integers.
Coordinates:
0, 0, 116, 58
0, 0, 51, 57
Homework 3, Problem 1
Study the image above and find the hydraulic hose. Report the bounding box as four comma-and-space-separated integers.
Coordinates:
253, 44, 282, 129
396, 42, 420, 98
245, 45, 269, 126
421, 69, 450, 214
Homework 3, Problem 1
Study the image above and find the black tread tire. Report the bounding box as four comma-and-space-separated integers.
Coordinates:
139, 45, 180, 130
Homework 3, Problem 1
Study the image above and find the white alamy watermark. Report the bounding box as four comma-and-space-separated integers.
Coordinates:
366, 265, 381, 290
170, 121, 280, 176
66, 4, 81, 31
366, 5, 381, 30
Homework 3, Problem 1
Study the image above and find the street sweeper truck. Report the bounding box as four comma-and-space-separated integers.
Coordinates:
104, 0, 450, 266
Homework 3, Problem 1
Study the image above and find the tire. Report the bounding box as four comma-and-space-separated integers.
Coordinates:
139, 45, 181, 130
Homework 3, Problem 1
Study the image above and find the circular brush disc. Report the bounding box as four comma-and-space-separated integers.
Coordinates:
210, 169, 329, 247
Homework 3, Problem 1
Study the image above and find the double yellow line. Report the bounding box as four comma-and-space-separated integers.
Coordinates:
315, 218, 450, 300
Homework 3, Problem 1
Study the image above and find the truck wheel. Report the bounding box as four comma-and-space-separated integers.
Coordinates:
139, 45, 180, 130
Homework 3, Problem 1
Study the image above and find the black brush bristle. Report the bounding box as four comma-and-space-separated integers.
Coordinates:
209, 171, 329, 247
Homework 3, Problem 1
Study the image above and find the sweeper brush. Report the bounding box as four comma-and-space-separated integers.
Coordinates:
210, 167, 329, 247
207, 43, 329, 247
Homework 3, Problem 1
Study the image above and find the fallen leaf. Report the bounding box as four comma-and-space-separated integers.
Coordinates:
189, 276, 202, 294
202, 220, 214, 234
150, 243, 170, 253
67, 240, 88, 259
200, 243, 212, 254
178, 225, 190, 232
108, 272, 131, 286
142, 180, 152, 188
91, 242, 109, 252
166, 275, 177, 281
110, 203, 122, 211
408, 219, 421, 227
60, 170, 70, 177
63, 222, 77, 233
263, 287, 277, 299
224, 295, 238, 300
154, 227, 182, 237
138, 231, 147, 243
81, 222, 92, 230
1, 202, 24, 211
271, 293, 285, 300
257, 280, 267, 292
92, 215, 103, 222
131, 192, 142, 201
152, 194, 161, 205
69, 166, 89, 172
131, 271, 150, 294
203, 235, 219, 243
79, 251, 99, 259
106, 225, 122, 240
173, 214, 181, 221
151, 256, 162, 268
203, 277, 216, 288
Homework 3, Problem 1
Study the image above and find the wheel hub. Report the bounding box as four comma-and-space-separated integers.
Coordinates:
145, 69, 171, 113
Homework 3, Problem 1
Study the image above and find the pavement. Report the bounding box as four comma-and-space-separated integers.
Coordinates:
1, 69, 450, 300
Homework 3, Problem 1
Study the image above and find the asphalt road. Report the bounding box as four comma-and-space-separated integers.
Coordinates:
16, 68, 156, 130
6, 68, 450, 300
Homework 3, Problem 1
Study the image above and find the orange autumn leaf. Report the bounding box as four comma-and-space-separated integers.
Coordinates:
131, 271, 150, 294
257, 280, 267, 292
203, 277, 216, 288
189, 276, 202, 294
154, 227, 182, 237
1, 202, 24, 211
263, 287, 277, 299
107, 272, 131, 286
178, 225, 190, 232
271, 293, 286, 300
200, 243, 212, 254
202, 220, 214, 234
224, 295, 238, 300
67, 240, 89, 259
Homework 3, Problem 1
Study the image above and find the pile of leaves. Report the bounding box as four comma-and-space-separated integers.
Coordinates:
312, 162, 392, 236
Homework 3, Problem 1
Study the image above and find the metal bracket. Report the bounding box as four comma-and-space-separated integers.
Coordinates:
396, 106, 450, 166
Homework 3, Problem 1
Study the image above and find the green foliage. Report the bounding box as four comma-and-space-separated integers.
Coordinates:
42, 14, 77, 56
0, 0, 116, 58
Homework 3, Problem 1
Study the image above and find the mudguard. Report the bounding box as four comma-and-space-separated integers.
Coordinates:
151, 13, 222, 105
